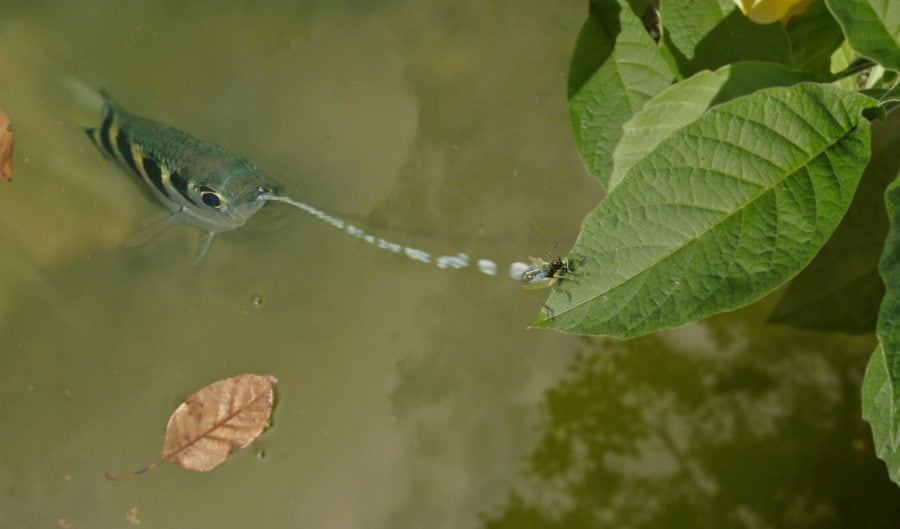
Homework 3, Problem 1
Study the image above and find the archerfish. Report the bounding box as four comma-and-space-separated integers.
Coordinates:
84, 92, 274, 261
82, 91, 530, 282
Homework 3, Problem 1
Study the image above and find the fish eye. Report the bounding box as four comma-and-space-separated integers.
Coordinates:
199, 187, 224, 209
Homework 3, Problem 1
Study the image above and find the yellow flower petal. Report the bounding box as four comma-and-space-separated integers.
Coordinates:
733, 0, 814, 24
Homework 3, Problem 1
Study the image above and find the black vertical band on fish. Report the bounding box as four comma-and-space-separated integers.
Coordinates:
170, 171, 197, 206
139, 154, 171, 199
115, 131, 144, 182
99, 109, 116, 160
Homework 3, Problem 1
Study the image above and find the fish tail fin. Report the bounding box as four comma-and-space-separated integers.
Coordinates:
57, 76, 113, 130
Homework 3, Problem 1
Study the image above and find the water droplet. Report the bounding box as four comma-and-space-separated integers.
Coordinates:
509, 261, 531, 280
377, 239, 402, 253
437, 253, 469, 269
477, 259, 498, 276
404, 247, 431, 264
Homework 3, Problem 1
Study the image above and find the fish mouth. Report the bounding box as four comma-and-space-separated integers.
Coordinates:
255, 184, 274, 201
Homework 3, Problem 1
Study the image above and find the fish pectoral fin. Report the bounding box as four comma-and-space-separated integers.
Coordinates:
121, 212, 216, 263
122, 212, 187, 248
194, 232, 216, 264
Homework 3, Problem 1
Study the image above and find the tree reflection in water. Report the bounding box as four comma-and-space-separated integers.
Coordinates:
482, 317, 900, 529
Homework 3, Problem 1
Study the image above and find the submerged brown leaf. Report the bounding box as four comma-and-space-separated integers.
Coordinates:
0, 106, 12, 182
107, 374, 277, 480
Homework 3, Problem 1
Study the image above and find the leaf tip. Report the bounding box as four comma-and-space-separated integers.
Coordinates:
529, 312, 553, 330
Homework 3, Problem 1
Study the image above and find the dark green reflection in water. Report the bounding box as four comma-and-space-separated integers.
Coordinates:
483, 306, 900, 529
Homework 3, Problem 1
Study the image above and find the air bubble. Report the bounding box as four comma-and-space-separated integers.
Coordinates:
251, 293, 264, 308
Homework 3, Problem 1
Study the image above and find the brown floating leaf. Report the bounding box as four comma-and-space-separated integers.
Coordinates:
107, 374, 277, 480
0, 106, 12, 182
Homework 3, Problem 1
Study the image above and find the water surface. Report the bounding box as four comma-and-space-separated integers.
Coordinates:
1, 2, 899, 528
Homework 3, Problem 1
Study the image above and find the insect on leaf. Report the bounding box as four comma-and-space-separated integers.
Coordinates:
106, 374, 277, 479
0, 106, 12, 182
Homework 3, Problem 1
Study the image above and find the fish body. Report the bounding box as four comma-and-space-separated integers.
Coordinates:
84, 92, 272, 259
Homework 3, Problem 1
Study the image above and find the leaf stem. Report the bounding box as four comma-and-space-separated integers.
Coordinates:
825, 57, 877, 83
105, 459, 163, 481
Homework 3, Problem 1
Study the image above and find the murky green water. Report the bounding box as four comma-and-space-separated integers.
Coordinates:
1, 2, 899, 528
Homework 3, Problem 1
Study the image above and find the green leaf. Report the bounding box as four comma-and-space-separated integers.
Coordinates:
536, 84, 876, 338
772, 268, 883, 333
610, 62, 816, 190
862, 345, 900, 485
568, 0, 674, 188
826, 0, 900, 72
785, 0, 845, 76
830, 41, 859, 91
877, 165, 900, 446
878, 83, 900, 114
660, 0, 792, 77
770, 114, 900, 333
